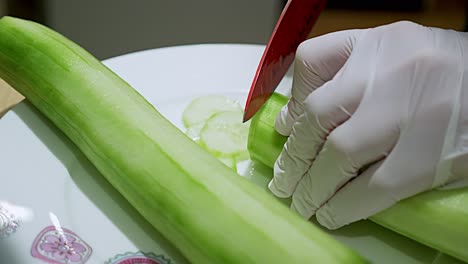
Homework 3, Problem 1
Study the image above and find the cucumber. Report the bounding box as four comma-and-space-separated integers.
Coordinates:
185, 122, 204, 142
0, 17, 367, 263
199, 110, 249, 158
248, 92, 468, 262
182, 95, 242, 128
182, 96, 249, 170
218, 157, 238, 173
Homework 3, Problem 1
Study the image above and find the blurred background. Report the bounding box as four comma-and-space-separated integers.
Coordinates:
0, 0, 466, 60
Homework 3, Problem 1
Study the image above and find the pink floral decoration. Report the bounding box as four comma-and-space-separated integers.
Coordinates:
31, 226, 92, 264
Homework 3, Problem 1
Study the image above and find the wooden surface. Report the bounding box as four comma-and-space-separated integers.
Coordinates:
310, 0, 466, 37
0, 80, 23, 117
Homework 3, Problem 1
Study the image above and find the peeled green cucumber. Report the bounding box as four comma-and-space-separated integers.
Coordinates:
248, 92, 468, 262
0, 17, 367, 263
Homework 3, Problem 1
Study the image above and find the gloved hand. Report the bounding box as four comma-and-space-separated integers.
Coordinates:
269, 21, 468, 229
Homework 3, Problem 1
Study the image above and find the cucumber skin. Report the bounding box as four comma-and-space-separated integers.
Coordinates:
0, 17, 367, 263
248, 93, 468, 262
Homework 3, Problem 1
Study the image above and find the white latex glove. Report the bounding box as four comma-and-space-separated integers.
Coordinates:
269, 21, 468, 229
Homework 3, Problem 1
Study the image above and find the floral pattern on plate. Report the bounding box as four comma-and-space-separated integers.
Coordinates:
31, 225, 92, 264
0, 204, 19, 239
105, 251, 172, 264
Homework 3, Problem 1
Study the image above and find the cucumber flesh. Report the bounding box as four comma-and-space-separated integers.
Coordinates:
185, 122, 204, 142
248, 92, 468, 263
200, 110, 250, 158
182, 95, 242, 128
218, 157, 237, 173
182, 96, 250, 168
0, 17, 367, 264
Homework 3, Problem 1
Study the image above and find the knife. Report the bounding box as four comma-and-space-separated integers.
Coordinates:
243, 0, 327, 122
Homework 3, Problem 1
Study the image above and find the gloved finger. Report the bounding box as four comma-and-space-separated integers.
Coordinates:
314, 160, 389, 229
315, 143, 437, 230
314, 88, 451, 229
290, 104, 399, 219
269, 70, 366, 198
275, 29, 360, 136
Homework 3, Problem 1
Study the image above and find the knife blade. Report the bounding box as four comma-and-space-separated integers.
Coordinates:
243, 0, 327, 122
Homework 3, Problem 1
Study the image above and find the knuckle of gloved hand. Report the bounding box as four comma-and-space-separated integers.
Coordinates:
364, 21, 424, 44
326, 125, 359, 159
371, 20, 421, 35
385, 20, 420, 31
274, 103, 295, 136
286, 97, 304, 120
295, 39, 314, 66
303, 92, 333, 128
294, 38, 329, 77
368, 174, 394, 193
367, 170, 409, 202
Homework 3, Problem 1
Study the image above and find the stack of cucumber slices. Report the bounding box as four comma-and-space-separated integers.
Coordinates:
182, 95, 250, 172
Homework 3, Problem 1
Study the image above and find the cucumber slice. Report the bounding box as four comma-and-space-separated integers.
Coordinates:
183, 96, 249, 166
186, 121, 243, 169
234, 149, 250, 163
185, 122, 205, 142
182, 95, 242, 128
200, 110, 250, 158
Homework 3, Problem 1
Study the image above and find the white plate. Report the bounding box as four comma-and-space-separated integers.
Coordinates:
0, 44, 462, 264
